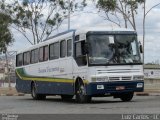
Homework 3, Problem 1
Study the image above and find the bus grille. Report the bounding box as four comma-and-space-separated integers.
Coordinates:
109, 76, 132, 81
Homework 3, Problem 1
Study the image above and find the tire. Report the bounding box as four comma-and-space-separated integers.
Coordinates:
61, 95, 74, 101
120, 92, 134, 102
75, 80, 91, 103
31, 83, 46, 100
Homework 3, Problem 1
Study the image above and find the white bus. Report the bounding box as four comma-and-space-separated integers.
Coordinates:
16, 26, 144, 103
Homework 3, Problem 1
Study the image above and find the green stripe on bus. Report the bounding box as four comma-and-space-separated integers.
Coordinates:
16, 68, 88, 84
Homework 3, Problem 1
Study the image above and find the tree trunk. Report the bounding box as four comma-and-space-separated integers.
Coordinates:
131, 5, 136, 30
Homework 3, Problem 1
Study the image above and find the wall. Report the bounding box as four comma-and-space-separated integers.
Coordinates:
144, 69, 160, 91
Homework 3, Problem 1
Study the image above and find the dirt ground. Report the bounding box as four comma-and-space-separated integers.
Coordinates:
0, 87, 19, 95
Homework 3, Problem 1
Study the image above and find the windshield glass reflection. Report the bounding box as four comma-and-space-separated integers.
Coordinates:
87, 34, 141, 65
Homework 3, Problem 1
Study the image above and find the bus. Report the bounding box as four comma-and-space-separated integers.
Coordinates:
15, 26, 144, 103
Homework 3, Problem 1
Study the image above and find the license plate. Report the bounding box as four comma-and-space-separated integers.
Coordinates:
116, 86, 125, 90
97, 85, 104, 90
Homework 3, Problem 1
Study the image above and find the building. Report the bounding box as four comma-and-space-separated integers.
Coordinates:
144, 65, 160, 79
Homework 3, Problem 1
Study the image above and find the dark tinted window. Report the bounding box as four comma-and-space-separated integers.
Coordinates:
39, 47, 43, 62
76, 42, 82, 57
75, 35, 79, 41
44, 46, 49, 61
67, 39, 72, 56
31, 49, 39, 64
49, 42, 59, 60
16, 53, 23, 67
75, 41, 87, 66
60, 40, 66, 58
23, 52, 30, 65
39, 46, 48, 62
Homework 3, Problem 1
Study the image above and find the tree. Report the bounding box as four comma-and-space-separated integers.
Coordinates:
95, 0, 144, 30
0, 12, 14, 53
0, 12, 14, 89
0, 0, 77, 45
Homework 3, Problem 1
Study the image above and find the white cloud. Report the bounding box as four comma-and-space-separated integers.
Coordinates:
8, 0, 160, 63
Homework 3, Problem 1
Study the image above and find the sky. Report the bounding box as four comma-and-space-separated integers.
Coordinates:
8, 0, 160, 64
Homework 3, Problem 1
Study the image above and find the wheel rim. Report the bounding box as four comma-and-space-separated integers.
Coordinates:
32, 85, 36, 98
77, 84, 86, 98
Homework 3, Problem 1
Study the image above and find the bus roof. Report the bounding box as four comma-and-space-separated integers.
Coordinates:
75, 26, 135, 35
44, 29, 76, 41
17, 30, 75, 54
17, 26, 136, 54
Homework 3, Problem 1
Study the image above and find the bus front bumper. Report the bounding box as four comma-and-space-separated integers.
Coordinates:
86, 81, 144, 96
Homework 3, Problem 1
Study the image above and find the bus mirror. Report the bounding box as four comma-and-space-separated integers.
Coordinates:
140, 45, 143, 53
109, 43, 116, 48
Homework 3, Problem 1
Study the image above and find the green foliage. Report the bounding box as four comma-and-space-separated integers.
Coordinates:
97, 0, 116, 12
0, 0, 88, 45
96, 0, 144, 30
0, 0, 79, 44
0, 12, 14, 52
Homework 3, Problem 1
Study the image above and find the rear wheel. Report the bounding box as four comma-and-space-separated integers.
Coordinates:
75, 80, 91, 103
120, 92, 134, 102
31, 83, 46, 100
61, 95, 73, 101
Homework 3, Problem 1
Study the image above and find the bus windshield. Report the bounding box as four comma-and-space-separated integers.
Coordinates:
87, 34, 142, 65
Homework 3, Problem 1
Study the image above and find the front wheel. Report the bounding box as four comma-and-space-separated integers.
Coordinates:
31, 83, 46, 100
120, 92, 134, 102
76, 80, 91, 103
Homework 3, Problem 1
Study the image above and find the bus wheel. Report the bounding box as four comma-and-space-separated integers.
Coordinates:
31, 83, 46, 100
120, 92, 134, 102
61, 95, 74, 101
75, 80, 91, 103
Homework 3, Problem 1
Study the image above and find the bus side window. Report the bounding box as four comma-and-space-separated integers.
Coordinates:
16, 53, 23, 67
49, 42, 59, 60
67, 39, 72, 56
44, 46, 49, 61
34, 49, 39, 63
26, 52, 30, 65
23, 52, 27, 65
75, 41, 87, 66
39, 47, 44, 62
39, 46, 49, 62
60, 40, 66, 58
31, 50, 34, 64
31, 49, 39, 64
23, 51, 30, 65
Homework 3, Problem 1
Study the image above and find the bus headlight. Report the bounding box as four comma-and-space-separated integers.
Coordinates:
92, 77, 108, 82
133, 76, 144, 81
137, 83, 143, 88
97, 78, 106, 82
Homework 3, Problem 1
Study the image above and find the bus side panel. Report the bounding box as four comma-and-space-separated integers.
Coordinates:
35, 81, 74, 95
60, 83, 74, 95
16, 74, 31, 94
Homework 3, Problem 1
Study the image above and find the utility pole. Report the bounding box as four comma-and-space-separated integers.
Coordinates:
143, 1, 160, 65
143, 0, 146, 67
68, 0, 71, 30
